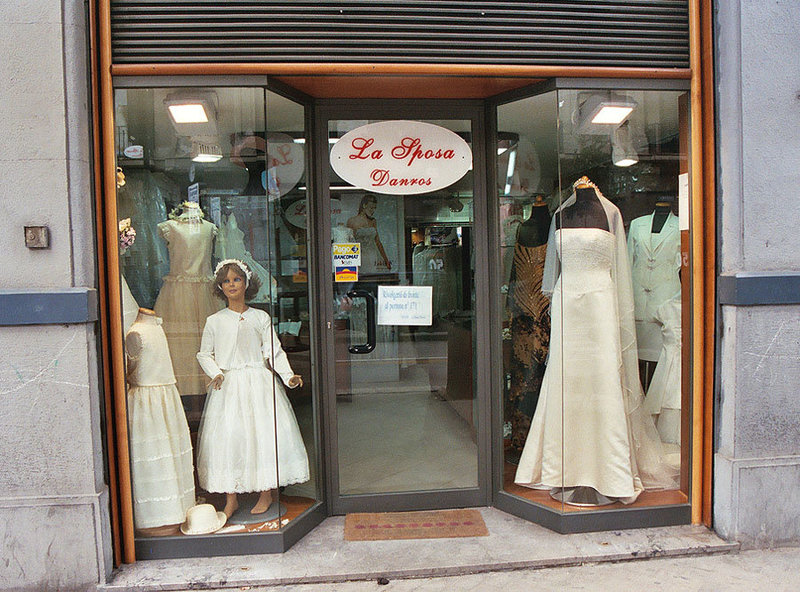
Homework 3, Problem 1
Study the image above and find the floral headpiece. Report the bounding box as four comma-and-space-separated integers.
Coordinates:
118, 218, 136, 254
214, 259, 252, 288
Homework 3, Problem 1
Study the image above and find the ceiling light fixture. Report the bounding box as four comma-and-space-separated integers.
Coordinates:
164, 91, 219, 136
574, 93, 637, 134
191, 140, 223, 163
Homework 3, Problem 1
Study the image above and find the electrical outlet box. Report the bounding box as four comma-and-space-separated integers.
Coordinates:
24, 226, 50, 249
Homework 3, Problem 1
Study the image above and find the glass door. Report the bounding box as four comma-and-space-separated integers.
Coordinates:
316, 103, 489, 514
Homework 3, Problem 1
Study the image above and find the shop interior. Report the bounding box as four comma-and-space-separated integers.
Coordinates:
113, 81, 690, 548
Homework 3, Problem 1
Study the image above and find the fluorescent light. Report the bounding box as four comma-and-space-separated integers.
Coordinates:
168, 103, 209, 124
574, 93, 637, 134
191, 140, 223, 163
164, 91, 218, 136
592, 105, 634, 125
504, 148, 516, 196
192, 153, 222, 163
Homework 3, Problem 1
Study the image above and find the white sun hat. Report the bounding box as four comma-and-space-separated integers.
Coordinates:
180, 504, 227, 535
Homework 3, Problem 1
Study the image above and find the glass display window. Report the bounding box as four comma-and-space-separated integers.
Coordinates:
496, 84, 690, 524
113, 86, 322, 555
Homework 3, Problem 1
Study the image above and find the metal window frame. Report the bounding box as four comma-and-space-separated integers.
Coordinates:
111, 76, 327, 558
313, 99, 492, 515
100, 70, 710, 559
486, 77, 693, 533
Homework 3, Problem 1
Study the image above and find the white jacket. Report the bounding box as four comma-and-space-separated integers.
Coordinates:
627, 212, 681, 361
196, 307, 295, 385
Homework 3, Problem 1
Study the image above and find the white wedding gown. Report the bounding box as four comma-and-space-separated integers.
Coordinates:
353, 226, 385, 273
515, 189, 677, 503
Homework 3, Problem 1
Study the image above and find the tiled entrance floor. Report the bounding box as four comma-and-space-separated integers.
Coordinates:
101, 507, 737, 591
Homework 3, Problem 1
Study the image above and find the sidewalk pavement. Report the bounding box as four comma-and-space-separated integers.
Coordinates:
104, 507, 746, 591
243, 547, 800, 591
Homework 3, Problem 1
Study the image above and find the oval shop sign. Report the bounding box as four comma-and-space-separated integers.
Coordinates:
330, 120, 472, 195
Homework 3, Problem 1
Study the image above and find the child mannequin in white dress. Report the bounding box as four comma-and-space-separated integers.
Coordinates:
196, 259, 309, 518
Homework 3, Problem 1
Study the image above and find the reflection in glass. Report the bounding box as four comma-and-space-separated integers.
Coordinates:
500, 88, 688, 512
115, 87, 318, 540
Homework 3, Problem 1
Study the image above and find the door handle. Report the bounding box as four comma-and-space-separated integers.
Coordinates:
347, 289, 376, 354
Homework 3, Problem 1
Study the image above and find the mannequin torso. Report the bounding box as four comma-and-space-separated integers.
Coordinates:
555, 187, 610, 231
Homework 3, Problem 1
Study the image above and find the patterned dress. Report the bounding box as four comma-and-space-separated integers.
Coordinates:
506, 241, 550, 454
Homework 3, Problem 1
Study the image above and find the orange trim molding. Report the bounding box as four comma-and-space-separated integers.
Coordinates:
111, 62, 692, 80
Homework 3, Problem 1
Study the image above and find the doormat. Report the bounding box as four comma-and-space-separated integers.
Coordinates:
344, 509, 488, 541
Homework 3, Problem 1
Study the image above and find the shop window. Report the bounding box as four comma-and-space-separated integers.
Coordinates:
496, 87, 690, 522
113, 87, 321, 553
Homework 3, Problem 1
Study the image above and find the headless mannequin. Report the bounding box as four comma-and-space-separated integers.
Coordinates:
551, 180, 616, 507
651, 200, 673, 233
639, 199, 678, 388
556, 186, 610, 231
128, 307, 191, 537
241, 157, 266, 195
517, 197, 551, 247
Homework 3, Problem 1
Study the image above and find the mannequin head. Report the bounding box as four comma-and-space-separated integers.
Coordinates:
213, 261, 261, 301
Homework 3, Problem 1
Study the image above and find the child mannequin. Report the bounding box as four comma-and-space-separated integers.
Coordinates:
196, 259, 309, 518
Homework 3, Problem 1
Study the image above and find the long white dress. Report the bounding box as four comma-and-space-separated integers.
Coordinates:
515, 189, 676, 503
195, 307, 309, 493
644, 298, 682, 445
353, 226, 385, 273
126, 312, 195, 529
154, 218, 221, 395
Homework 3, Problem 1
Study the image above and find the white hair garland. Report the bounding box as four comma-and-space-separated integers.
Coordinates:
215, 259, 252, 288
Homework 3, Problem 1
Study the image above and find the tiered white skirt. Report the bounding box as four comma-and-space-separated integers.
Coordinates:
127, 384, 195, 529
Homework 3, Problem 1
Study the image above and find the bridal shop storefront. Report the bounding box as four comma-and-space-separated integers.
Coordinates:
93, 1, 715, 565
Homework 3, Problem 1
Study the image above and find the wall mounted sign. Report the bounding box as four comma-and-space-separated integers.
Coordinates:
330, 121, 472, 195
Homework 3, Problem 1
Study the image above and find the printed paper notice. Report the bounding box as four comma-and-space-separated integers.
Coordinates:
377, 285, 433, 326
678, 173, 689, 231
187, 182, 200, 203
333, 243, 362, 267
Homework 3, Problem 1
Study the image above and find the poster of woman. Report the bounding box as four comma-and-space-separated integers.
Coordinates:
335, 193, 400, 276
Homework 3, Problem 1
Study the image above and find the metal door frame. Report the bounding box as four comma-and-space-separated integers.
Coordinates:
312, 100, 491, 515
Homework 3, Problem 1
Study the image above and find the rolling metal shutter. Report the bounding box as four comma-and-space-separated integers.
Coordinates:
110, 1, 689, 68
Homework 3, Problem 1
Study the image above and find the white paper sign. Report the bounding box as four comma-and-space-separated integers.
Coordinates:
330, 120, 472, 195
187, 182, 200, 202
678, 172, 689, 231
332, 243, 362, 267
377, 285, 433, 326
